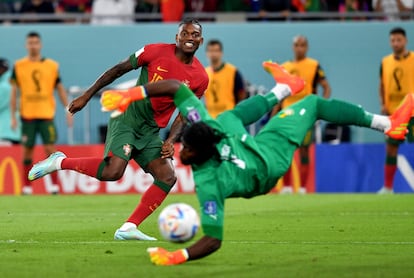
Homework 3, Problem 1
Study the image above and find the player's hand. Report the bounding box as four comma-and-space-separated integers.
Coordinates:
101, 86, 147, 118
147, 247, 188, 266
68, 95, 89, 114
100, 89, 131, 118
161, 141, 175, 159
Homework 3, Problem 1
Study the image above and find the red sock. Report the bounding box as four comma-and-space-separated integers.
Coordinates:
127, 184, 168, 226
61, 157, 103, 178
384, 164, 397, 189
51, 172, 59, 185
23, 160, 32, 186
283, 167, 292, 186
300, 163, 309, 188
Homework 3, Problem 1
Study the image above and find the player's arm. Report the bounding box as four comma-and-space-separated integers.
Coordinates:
148, 185, 225, 265
234, 69, 248, 104
9, 69, 18, 130
161, 114, 184, 159
56, 81, 73, 127
316, 64, 331, 99
186, 236, 222, 260
147, 235, 222, 266
379, 63, 388, 115
101, 80, 215, 121
68, 58, 134, 114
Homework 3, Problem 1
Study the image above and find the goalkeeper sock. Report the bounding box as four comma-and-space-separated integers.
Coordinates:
317, 98, 374, 127
370, 115, 391, 132
270, 83, 291, 102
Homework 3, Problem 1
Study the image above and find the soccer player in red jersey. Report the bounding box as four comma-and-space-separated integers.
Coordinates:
29, 18, 208, 240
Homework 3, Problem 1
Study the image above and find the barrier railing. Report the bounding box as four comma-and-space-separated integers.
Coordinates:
0, 11, 413, 24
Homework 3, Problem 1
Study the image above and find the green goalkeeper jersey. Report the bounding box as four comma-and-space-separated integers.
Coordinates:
174, 85, 277, 240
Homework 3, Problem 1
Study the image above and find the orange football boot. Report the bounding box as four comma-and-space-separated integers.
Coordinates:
386, 93, 414, 140
262, 61, 305, 95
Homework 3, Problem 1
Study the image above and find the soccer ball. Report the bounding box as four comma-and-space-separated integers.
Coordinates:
158, 203, 200, 243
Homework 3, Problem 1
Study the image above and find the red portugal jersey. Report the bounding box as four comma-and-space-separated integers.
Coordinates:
129, 43, 209, 127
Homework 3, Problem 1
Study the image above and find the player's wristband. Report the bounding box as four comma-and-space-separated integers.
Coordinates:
129, 86, 147, 101
172, 249, 189, 264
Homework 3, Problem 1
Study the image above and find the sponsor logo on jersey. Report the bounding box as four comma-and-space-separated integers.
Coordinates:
156, 66, 168, 72
278, 108, 294, 118
123, 144, 132, 156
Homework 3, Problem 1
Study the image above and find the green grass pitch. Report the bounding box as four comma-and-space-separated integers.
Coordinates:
1, 194, 414, 278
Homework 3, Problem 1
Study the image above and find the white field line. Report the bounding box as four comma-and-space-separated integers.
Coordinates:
1, 240, 414, 245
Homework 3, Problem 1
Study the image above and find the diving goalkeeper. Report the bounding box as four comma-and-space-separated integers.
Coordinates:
63, 62, 414, 264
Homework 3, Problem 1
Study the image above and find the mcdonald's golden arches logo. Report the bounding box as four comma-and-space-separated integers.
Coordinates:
0, 156, 22, 195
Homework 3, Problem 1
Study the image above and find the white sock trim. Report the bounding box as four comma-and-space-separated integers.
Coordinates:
56, 156, 64, 170
119, 222, 137, 231
371, 114, 390, 132
270, 83, 291, 101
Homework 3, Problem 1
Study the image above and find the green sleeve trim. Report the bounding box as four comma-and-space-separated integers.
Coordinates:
96, 160, 107, 180
202, 224, 223, 240
174, 84, 196, 107
129, 54, 138, 70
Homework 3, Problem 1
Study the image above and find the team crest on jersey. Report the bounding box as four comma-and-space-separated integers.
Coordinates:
187, 109, 201, 123
279, 108, 294, 118
123, 144, 132, 156
204, 201, 217, 215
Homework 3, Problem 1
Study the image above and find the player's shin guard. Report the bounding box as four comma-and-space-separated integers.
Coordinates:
127, 180, 172, 226
384, 156, 397, 189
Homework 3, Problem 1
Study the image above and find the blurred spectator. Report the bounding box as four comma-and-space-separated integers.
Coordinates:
56, 0, 92, 13
0, 1, 14, 24
56, 0, 92, 23
305, 0, 323, 11
204, 39, 247, 118
160, 0, 184, 22
0, 58, 20, 145
135, 0, 159, 22
338, 0, 373, 20
219, 0, 250, 11
185, 0, 218, 12
91, 0, 135, 25
19, 0, 56, 22
372, 0, 414, 20
256, 0, 292, 20
0, 1, 13, 13
136, 0, 158, 13
291, 0, 305, 11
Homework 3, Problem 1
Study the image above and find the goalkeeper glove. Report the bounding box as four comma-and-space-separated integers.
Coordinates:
100, 86, 147, 118
147, 247, 189, 266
